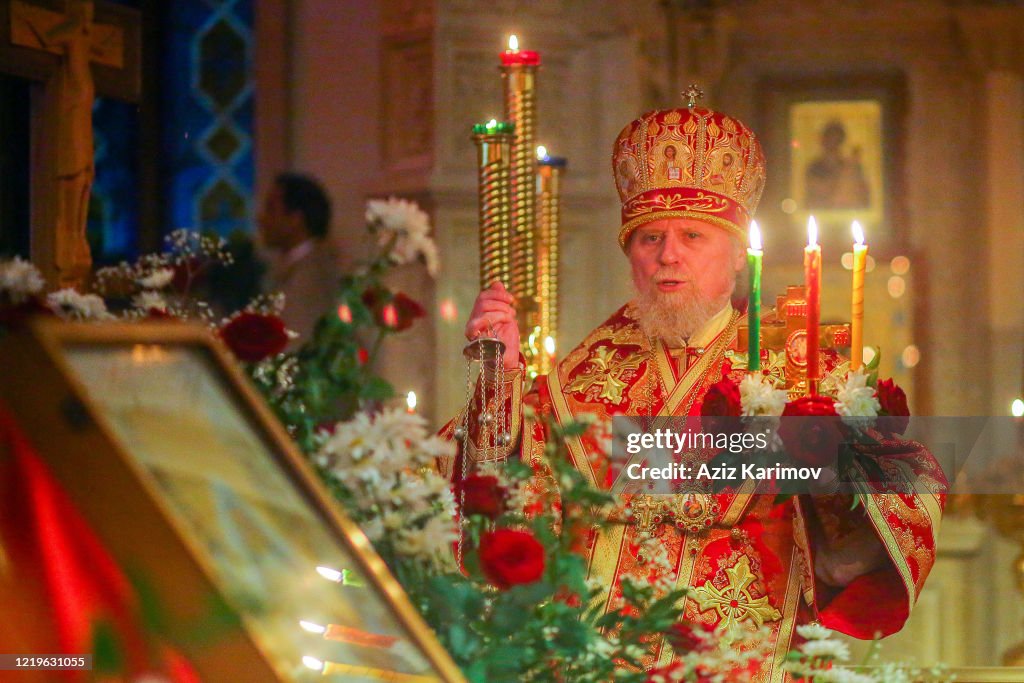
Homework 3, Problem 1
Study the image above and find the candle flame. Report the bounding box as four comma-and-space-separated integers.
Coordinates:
544, 336, 556, 355
852, 220, 865, 246
406, 391, 417, 411
300, 620, 326, 635
302, 656, 324, 672
316, 566, 343, 582
508, 34, 519, 51
749, 220, 762, 251
1013, 398, 1024, 418
486, 118, 498, 129
807, 216, 818, 247
536, 145, 548, 160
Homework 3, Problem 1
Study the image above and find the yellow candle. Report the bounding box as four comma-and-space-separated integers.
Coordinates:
850, 221, 867, 371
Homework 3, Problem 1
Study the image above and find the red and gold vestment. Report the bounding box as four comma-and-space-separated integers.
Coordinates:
441, 303, 945, 682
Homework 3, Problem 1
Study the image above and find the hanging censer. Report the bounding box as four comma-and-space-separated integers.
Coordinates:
453, 330, 510, 565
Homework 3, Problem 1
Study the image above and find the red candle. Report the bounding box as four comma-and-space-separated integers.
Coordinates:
804, 216, 822, 392
500, 34, 540, 66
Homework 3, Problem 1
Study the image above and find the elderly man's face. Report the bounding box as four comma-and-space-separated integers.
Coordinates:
628, 217, 744, 341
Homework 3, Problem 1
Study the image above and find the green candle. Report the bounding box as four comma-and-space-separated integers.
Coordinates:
747, 221, 763, 372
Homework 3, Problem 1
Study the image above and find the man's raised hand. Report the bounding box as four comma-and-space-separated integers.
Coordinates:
465, 281, 520, 370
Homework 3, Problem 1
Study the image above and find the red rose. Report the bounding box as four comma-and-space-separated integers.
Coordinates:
362, 288, 426, 331
700, 376, 742, 417
219, 312, 289, 362
667, 620, 716, 654
700, 375, 742, 435
478, 528, 545, 589
457, 474, 508, 520
778, 395, 842, 467
876, 378, 910, 435
390, 292, 425, 330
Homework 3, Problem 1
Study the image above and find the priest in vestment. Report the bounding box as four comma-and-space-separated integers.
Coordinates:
441, 106, 945, 681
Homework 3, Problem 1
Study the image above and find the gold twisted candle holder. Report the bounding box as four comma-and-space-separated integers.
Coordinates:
535, 153, 566, 377
500, 58, 540, 342
471, 122, 514, 290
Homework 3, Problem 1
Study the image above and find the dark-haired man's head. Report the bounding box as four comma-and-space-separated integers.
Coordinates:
259, 173, 332, 250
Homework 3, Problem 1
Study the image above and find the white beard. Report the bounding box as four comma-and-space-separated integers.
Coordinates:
632, 283, 730, 347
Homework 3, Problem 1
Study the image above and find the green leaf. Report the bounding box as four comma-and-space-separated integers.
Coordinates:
90, 619, 124, 674
360, 375, 395, 401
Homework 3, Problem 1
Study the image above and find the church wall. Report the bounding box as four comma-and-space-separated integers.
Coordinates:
286, 0, 444, 418
709, 2, 991, 416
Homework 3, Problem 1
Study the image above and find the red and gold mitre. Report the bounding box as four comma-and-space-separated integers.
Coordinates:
612, 107, 766, 251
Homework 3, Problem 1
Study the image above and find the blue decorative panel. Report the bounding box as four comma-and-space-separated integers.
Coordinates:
90, 97, 140, 262
164, 0, 255, 238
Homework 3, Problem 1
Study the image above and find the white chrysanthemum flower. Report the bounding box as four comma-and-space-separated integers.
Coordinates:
739, 373, 789, 416
360, 516, 384, 541
817, 668, 878, 683
0, 257, 45, 303
366, 197, 440, 277
133, 290, 167, 311
835, 368, 881, 417
394, 514, 457, 564
418, 434, 456, 463
137, 268, 175, 289
800, 638, 851, 662
47, 289, 114, 321
436, 486, 457, 516
796, 623, 832, 640
381, 510, 406, 531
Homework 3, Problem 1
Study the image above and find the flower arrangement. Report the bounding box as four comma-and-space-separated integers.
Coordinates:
313, 408, 774, 683
0, 199, 439, 452
700, 359, 914, 507
0, 203, 947, 682
783, 623, 950, 682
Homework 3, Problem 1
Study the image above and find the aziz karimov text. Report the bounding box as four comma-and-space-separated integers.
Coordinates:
624, 462, 824, 482
624, 427, 770, 455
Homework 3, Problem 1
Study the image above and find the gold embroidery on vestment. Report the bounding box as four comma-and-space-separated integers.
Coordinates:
694, 555, 782, 630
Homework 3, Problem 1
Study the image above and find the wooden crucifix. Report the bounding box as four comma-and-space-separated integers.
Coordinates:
0, 0, 140, 289
737, 285, 851, 395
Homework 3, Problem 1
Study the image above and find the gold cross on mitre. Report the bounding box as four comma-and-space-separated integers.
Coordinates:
682, 84, 704, 109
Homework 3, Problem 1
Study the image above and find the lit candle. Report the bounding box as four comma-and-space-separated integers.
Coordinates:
500, 34, 540, 66
299, 621, 399, 649
544, 335, 556, 365
747, 221, 763, 372
850, 221, 867, 371
804, 216, 822, 393
536, 146, 566, 377
499, 34, 541, 367
406, 391, 417, 414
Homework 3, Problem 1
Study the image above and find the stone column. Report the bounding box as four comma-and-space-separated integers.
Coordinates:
957, 8, 1024, 419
